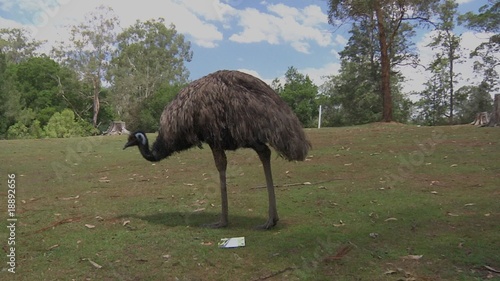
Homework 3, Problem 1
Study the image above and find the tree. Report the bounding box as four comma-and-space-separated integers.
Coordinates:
454, 83, 493, 123
327, 0, 439, 122
319, 20, 412, 126
459, 0, 499, 96
0, 28, 44, 64
273, 67, 318, 127
0, 56, 24, 137
426, 0, 462, 124
109, 18, 192, 126
0, 28, 45, 137
0, 49, 11, 135
414, 63, 450, 125
134, 83, 185, 132
321, 62, 382, 126
14, 56, 65, 125
459, 0, 499, 33
52, 5, 119, 128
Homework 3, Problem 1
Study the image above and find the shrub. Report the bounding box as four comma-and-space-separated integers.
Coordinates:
44, 109, 95, 138
6, 122, 30, 139
6, 119, 44, 139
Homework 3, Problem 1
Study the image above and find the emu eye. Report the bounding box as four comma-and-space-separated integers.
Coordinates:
135, 133, 146, 146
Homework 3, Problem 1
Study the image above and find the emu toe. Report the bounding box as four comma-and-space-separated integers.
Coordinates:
255, 217, 279, 230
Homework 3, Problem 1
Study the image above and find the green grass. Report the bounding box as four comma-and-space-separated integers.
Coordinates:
1, 124, 499, 280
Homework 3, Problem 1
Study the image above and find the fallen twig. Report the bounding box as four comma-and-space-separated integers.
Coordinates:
252, 266, 296, 281
84, 258, 103, 269
33, 217, 81, 234
484, 265, 500, 274
323, 244, 354, 262
57, 195, 80, 201
252, 178, 343, 189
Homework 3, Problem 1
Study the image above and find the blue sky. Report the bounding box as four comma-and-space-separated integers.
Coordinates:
0, 0, 496, 95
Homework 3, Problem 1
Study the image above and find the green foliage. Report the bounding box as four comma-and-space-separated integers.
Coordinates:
0, 28, 44, 64
130, 83, 185, 132
459, 0, 499, 96
109, 18, 192, 123
6, 122, 30, 139
6, 113, 44, 139
422, 0, 462, 124
6, 109, 96, 139
13, 56, 67, 124
454, 83, 493, 123
319, 18, 412, 126
320, 63, 381, 126
273, 67, 318, 127
459, 0, 499, 33
44, 109, 96, 138
327, 0, 440, 122
52, 5, 120, 128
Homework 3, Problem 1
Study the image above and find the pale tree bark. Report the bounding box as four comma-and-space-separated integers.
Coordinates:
487, 94, 500, 127
92, 75, 101, 128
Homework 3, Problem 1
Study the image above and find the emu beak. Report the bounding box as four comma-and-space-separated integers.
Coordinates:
123, 141, 134, 150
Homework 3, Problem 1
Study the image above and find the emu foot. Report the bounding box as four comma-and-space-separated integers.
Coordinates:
255, 217, 279, 230
202, 221, 228, 229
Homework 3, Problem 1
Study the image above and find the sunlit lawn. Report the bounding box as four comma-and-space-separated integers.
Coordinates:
1, 123, 499, 280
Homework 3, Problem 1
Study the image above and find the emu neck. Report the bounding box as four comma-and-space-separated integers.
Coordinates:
138, 143, 160, 162
138, 137, 170, 162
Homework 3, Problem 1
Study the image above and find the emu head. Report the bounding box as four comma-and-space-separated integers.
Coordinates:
123, 131, 148, 150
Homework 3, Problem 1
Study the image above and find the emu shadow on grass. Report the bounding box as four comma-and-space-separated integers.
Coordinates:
119, 212, 271, 229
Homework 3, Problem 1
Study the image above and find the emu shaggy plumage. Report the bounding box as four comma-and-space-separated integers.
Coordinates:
124, 70, 310, 229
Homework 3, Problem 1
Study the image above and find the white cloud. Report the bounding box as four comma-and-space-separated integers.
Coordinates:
302, 5, 328, 26
0, 16, 22, 29
229, 3, 332, 53
237, 68, 263, 80
175, 0, 237, 22
110, 0, 225, 48
334, 34, 348, 46
0, 0, 227, 49
236, 68, 278, 86
2, 1, 334, 53
300, 63, 341, 85
267, 3, 300, 19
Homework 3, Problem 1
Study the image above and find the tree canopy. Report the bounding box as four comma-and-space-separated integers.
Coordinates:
272, 67, 319, 127
0, 2, 497, 139
109, 18, 192, 128
327, 0, 440, 122
0, 7, 192, 138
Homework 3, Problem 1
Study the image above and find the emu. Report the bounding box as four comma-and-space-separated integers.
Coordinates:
124, 70, 310, 229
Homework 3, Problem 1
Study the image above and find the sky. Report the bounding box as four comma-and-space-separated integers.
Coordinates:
0, 0, 497, 96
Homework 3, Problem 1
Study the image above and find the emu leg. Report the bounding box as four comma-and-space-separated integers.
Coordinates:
254, 143, 279, 229
204, 147, 229, 228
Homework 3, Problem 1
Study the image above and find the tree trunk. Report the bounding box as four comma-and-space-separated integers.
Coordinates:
104, 121, 129, 135
449, 46, 454, 124
92, 76, 100, 128
486, 94, 500, 127
471, 112, 489, 126
374, 2, 393, 122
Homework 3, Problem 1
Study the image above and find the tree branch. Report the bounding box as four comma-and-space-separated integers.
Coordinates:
52, 74, 85, 121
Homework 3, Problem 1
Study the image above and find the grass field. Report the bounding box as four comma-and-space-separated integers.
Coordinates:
1, 123, 499, 280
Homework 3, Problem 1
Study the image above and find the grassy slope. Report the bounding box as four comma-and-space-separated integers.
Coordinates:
0, 124, 499, 280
